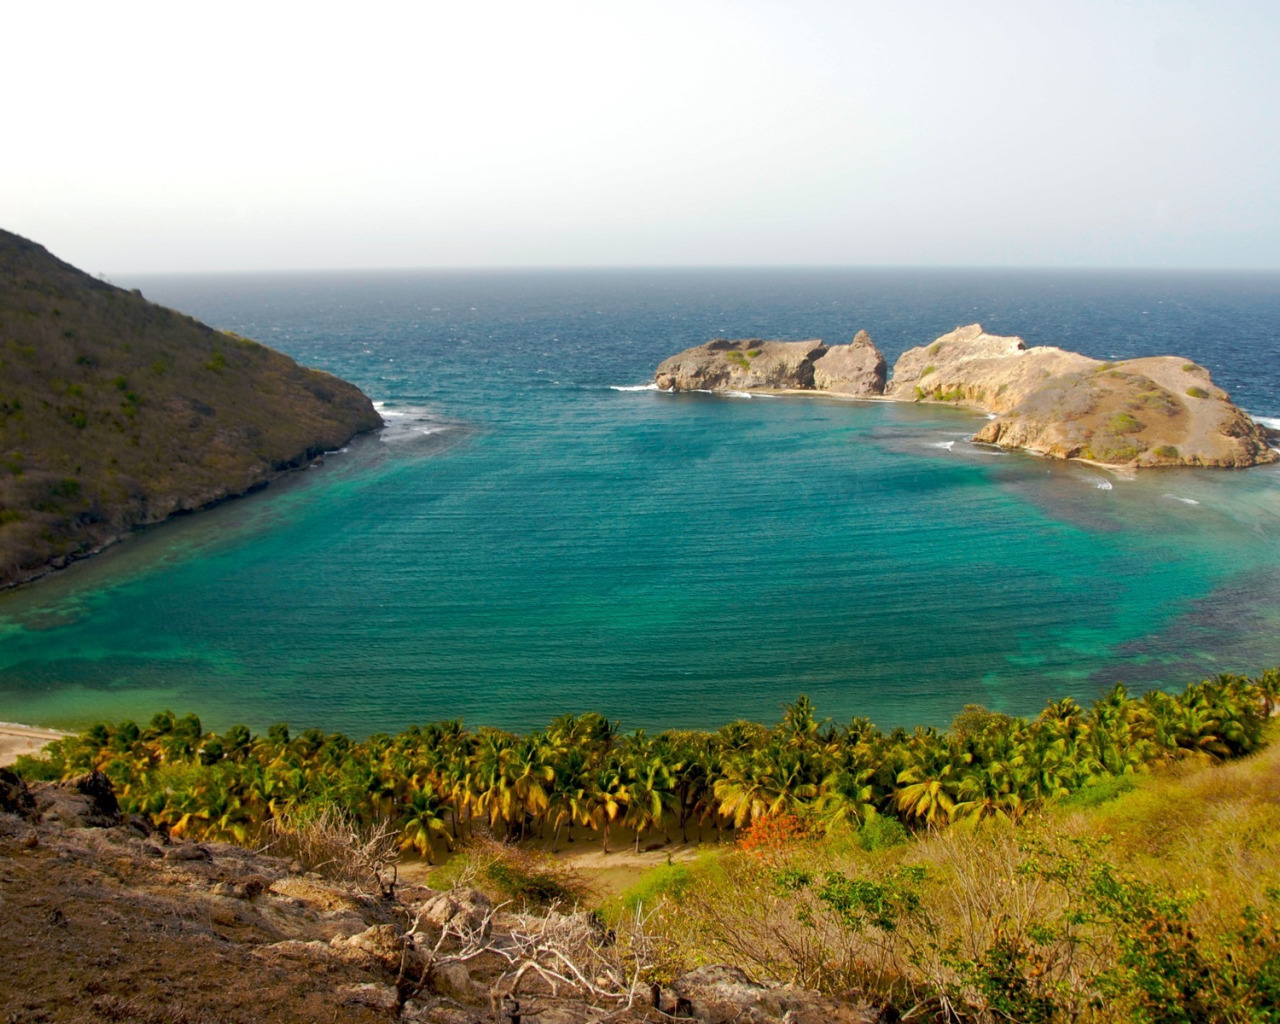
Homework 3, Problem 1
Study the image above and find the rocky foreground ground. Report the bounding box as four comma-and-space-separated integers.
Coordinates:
0, 769, 885, 1024
654, 323, 1278, 469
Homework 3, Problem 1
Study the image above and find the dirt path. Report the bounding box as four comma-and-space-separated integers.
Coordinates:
399, 822, 735, 895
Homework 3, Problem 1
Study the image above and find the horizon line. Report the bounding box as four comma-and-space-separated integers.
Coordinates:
114, 262, 1280, 278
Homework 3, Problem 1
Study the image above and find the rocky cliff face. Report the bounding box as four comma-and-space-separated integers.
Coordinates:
654, 338, 828, 392
0, 230, 383, 587
654, 334, 885, 397
812, 330, 887, 395
891, 325, 1277, 468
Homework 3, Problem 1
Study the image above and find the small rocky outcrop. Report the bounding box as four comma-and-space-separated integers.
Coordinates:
654, 333, 888, 397
0, 766, 34, 815
655, 338, 828, 392
30, 769, 121, 828
812, 330, 887, 395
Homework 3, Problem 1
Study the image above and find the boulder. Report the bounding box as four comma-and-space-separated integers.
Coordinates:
413, 888, 493, 937
0, 767, 35, 817
663, 964, 881, 1023
338, 982, 399, 1011
331, 923, 406, 969
812, 330, 887, 396
31, 771, 121, 828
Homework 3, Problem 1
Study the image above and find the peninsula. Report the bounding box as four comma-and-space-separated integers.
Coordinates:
655, 323, 1278, 469
0, 230, 382, 588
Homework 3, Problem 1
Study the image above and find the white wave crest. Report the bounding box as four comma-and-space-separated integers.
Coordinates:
610, 383, 659, 392
1253, 415, 1280, 430
1092, 477, 1113, 490
374, 402, 455, 443
1162, 493, 1200, 505
928, 440, 956, 451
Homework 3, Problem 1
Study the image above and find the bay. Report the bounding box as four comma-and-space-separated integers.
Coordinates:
2, 268, 1278, 735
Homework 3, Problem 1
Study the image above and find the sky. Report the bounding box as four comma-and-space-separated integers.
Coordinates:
6, 0, 1280, 273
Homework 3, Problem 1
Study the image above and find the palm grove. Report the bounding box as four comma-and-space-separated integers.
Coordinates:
17, 670, 1279, 860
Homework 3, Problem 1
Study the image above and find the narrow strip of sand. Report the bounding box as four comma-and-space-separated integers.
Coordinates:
0, 724, 70, 767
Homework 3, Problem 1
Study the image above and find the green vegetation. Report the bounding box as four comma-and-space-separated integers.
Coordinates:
1186, 386, 1211, 399
1182, 363, 1198, 372
1109, 412, 1144, 434
14, 669, 1280, 1019
0, 229, 381, 587
725, 350, 751, 369
1152, 444, 1180, 460
1083, 437, 1144, 464
16, 671, 1279, 858
650, 769, 1280, 1022
921, 364, 936, 376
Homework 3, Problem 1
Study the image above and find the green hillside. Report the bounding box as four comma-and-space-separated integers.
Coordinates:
0, 230, 381, 587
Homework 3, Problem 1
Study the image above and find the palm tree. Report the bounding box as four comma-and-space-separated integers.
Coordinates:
398, 784, 451, 863
586, 763, 628, 854
623, 754, 679, 853
546, 747, 592, 852
817, 760, 877, 829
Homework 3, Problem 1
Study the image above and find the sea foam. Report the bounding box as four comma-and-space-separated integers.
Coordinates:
374, 402, 454, 443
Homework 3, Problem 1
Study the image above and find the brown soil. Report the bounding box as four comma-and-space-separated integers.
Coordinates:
0, 820, 398, 1023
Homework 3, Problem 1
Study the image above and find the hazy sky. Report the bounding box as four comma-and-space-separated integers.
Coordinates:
7, 1, 1279, 272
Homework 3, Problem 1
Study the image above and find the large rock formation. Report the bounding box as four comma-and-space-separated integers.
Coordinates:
654, 334, 885, 397
655, 338, 827, 392
890, 324, 1277, 468
652, 322, 1277, 470
812, 329, 887, 395
0, 229, 383, 587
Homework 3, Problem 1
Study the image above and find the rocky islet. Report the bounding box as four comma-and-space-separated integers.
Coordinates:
654, 322, 1278, 469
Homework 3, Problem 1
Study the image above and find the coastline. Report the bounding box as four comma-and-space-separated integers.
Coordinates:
0, 723, 70, 767
0, 424, 384, 594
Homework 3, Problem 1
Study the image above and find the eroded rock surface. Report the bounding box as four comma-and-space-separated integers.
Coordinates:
890, 324, 1277, 468
813, 330, 887, 395
655, 338, 828, 392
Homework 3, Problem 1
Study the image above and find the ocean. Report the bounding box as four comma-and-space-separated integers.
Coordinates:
2, 268, 1279, 736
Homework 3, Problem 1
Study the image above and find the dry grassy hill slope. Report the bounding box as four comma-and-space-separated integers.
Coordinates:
0, 230, 382, 587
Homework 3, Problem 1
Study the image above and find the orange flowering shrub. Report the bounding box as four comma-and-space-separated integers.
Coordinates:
736, 812, 816, 862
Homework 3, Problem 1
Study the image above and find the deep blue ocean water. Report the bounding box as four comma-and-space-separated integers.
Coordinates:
2, 268, 1279, 736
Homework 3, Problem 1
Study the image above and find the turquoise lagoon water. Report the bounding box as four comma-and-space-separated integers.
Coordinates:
2, 269, 1279, 735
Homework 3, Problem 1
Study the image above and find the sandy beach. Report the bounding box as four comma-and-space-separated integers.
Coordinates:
0, 724, 69, 767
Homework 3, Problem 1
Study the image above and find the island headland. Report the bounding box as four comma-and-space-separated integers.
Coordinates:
655, 323, 1279, 469
0, 230, 383, 588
